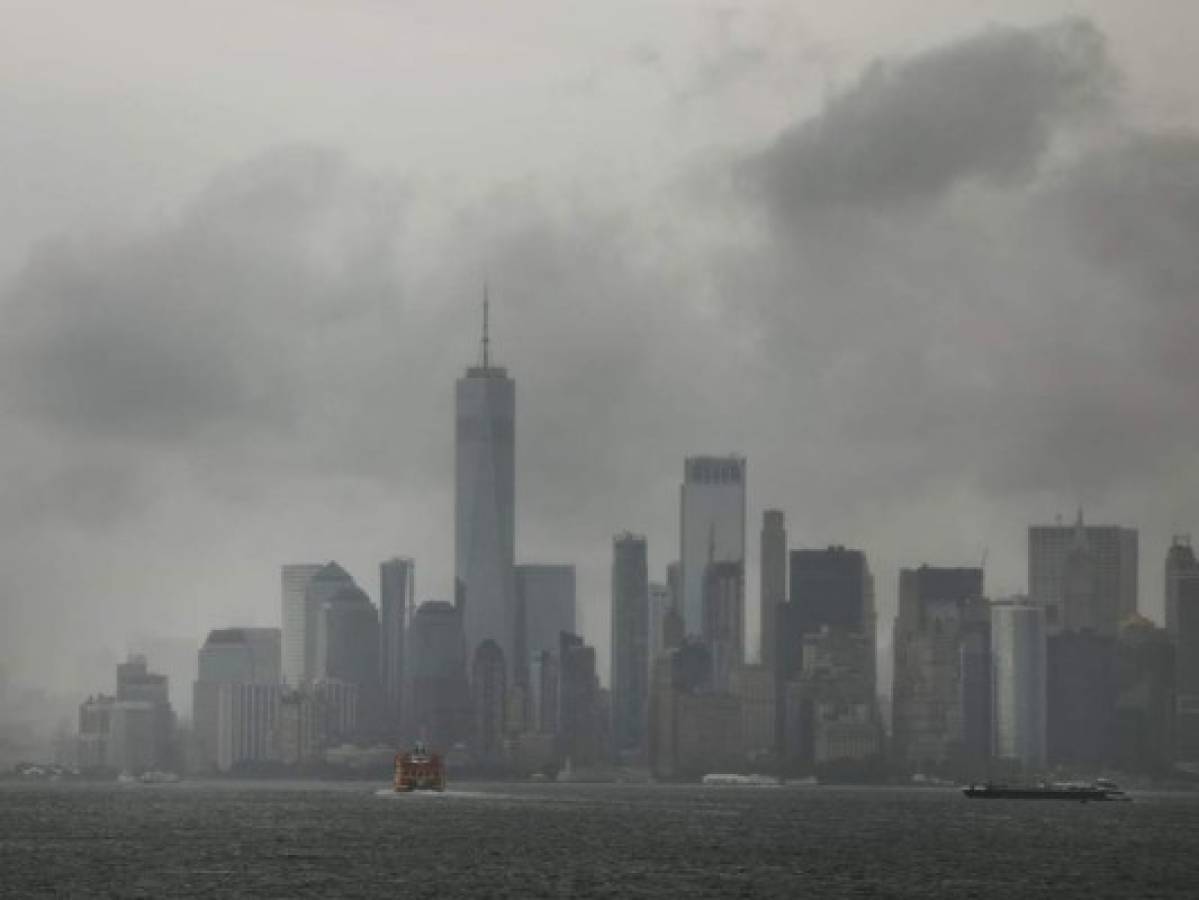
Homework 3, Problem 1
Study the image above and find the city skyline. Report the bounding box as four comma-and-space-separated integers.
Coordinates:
7, 4, 1199, 896
2, 5, 1199, 709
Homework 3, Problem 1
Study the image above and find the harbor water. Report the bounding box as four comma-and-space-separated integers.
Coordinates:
3, 780, 1198, 897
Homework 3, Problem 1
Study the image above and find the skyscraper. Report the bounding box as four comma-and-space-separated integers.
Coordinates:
647, 581, 671, 667
559, 632, 601, 767
679, 456, 746, 638
281, 563, 323, 686
96, 655, 176, 774
1166, 537, 1199, 760
1047, 629, 1115, 768
891, 566, 989, 771
455, 300, 516, 675
666, 561, 681, 615
302, 563, 357, 683
515, 564, 576, 668
315, 587, 380, 686
380, 557, 414, 732
611, 533, 649, 753
197, 628, 281, 685
406, 601, 470, 750
703, 560, 744, 692
786, 546, 875, 666
471, 639, 508, 767
991, 599, 1046, 768
1114, 615, 1175, 774
778, 546, 878, 770
193, 628, 282, 772
1028, 511, 1137, 635
760, 510, 786, 669
529, 650, 560, 735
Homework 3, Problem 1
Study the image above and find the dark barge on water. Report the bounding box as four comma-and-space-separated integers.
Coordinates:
963, 778, 1129, 802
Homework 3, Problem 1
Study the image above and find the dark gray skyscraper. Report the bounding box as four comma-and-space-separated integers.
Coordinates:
380, 557, 414, 732
611, 533, 649, 754
1028, 511, 1137, 635
891, 566, 988, 771
703, 560, 744, 692
787, 547, 874, 638
455, 298, 516, 675
406, 600, 469, 750
778, 546, 878, 769
560, 631, 601, 766
760, 510, 786, 668
471, 639, 507, 767
315, 584, 381, 731
1165, 537, 1199, 760
515, 563, 576, 668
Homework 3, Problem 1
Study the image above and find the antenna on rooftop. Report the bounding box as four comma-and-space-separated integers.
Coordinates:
481, 282, 490, 370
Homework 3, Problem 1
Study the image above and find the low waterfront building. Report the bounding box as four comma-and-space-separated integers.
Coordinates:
193, 628, 283, 772
107, 701, 158, 773
649, 641, 745, 779
730, 664, 775, 762
212, 683, 284, 772
77, 695, 115, 771
273, 688, 327, 765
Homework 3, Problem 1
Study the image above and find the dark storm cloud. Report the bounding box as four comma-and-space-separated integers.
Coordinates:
719, 15, 1199, 564
746, 18, 1114, 215
0, 145, 706, 548
1, 146, 405, 446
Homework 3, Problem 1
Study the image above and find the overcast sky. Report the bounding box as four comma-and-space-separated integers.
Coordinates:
3, 1, 1199, 707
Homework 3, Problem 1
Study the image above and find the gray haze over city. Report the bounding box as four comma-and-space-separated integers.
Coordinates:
2, 0, 1198, 722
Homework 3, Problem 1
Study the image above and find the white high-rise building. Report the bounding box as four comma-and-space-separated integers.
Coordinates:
193, 628, 283, 771
455, 300, 516, 675
679, 456, 746, 638
991, 599, 1046, 768
281, 564, 323, 686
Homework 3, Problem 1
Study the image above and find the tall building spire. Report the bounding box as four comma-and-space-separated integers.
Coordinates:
1072, 507, 1087, 549
481, 283, 490, 370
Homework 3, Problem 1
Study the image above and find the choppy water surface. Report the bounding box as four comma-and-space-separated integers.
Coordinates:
3, 781, 1198, 897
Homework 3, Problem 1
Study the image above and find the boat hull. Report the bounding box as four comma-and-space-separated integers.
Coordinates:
394, 747, 446, 792
962, 787, 1123, 801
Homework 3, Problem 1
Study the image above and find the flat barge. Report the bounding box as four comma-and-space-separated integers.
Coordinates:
963, 779, 1128, 802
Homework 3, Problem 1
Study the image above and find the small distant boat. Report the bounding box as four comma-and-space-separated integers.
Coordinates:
393, 742, 445, 792
702, 774, 779, 786
555, 757, 618, 783
138, 771, 180, 784
963, 778, 1129, 802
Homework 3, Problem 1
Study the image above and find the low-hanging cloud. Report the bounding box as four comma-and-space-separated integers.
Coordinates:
2, 146, 406, 447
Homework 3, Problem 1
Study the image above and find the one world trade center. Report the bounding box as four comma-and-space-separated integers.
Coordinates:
455, 296, 516, 676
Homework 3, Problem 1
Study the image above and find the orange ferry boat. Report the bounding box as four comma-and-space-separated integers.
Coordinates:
393, 742, 446, 792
